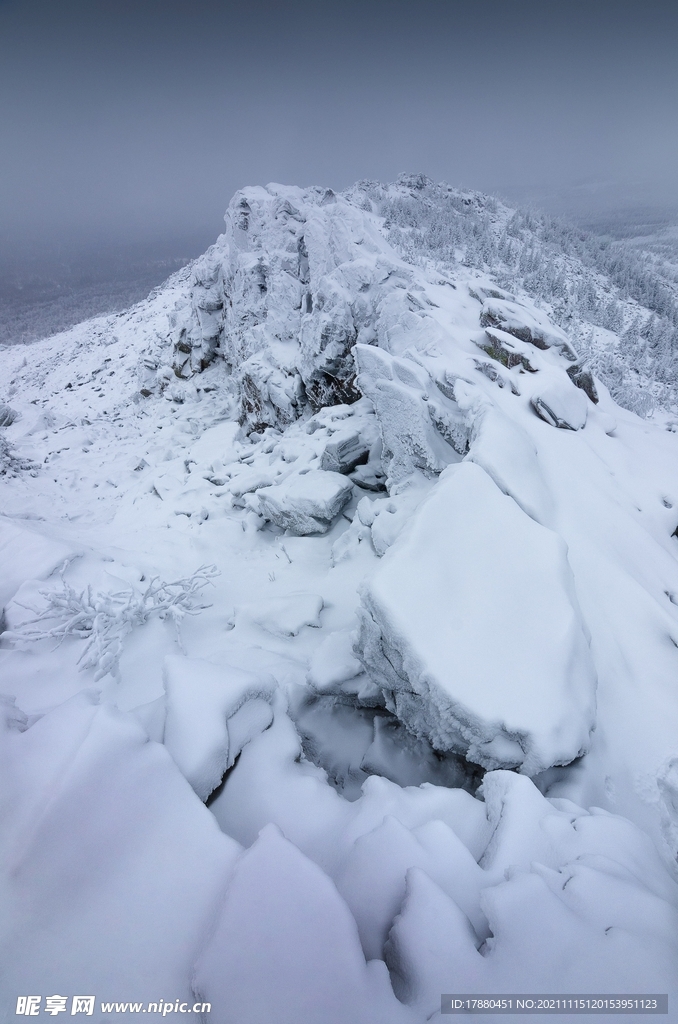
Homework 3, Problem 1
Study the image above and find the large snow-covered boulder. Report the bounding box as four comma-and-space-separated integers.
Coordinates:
256, 470, 353, 534
531, 376, 589, 430
356, 461, 597, 774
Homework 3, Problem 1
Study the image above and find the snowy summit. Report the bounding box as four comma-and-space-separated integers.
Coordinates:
1, 175, 678, 1022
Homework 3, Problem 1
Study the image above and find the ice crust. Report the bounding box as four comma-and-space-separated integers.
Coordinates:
1, 176, 678, 1021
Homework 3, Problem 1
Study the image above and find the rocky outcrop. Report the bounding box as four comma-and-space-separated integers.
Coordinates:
480, 298, 579, 361
567, 361, 599, 403
168, 185, 405, 427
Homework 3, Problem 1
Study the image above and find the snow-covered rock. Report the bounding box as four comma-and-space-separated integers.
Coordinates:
354, 481, 431, 557
307, 630, 363, 692
209, 711, 678, 1006
658, 757, 678, 860
256, 469, 353, 534
567, 360, 599, 403
532, 375, 589, 430
480, 297, 578, 361
356, 462, 597, 773
459, 385, 554, 524
320, 430, 370, 474
0, 693, 241, 1014
354, 344, 466, 486
170, 183, 415, 429
475, 328, 539, 373
194, 824, 413, 1024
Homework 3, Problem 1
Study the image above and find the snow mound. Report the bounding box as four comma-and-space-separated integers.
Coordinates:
247, 593, 324, 636
163, 655, 276, 800
194, 824, 412, 1024
0, 518, 77, 617
356, 461, 597, 773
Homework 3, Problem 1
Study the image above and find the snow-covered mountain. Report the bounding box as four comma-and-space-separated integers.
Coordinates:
1, 176, 678, 1022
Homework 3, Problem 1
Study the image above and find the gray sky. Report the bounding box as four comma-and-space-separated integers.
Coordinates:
1, 0, 677, 252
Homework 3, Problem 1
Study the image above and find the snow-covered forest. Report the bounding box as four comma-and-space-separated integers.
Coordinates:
369, 175, 678, 416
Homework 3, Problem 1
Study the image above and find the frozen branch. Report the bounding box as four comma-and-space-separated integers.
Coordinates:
5, 562, 219, 681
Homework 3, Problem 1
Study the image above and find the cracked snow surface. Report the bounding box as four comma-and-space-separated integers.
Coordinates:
1, 178, 678, 1023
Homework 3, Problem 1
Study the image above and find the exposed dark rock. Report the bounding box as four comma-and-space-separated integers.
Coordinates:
478, 329, 537, 373
567, 362, 599, 404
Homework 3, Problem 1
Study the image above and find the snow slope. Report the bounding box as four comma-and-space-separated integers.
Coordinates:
1, 177, 678, 1022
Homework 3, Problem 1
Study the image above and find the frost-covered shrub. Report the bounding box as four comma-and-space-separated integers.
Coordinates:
0, 436, 37, 477
6, 564, 219, 680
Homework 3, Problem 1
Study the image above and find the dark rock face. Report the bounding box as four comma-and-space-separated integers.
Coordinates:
480, 299, 579, 362
567, 362, 599, 404
477, 329, 537, 373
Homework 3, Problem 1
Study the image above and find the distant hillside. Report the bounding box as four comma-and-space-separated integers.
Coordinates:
0, 235, 212, 346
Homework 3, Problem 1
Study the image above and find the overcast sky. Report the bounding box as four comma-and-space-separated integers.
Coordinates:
1, 0, 677, 252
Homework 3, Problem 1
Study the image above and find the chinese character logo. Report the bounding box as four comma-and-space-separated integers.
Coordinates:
71, 998, 95, 1016
16, 997, 41, 1016
45, 997, 68, 1016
